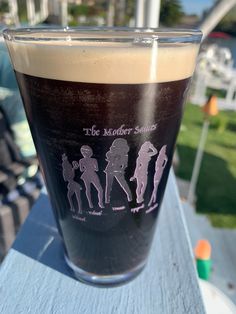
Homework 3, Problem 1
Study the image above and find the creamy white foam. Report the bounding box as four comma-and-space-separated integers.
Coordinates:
6, 39, 199, 83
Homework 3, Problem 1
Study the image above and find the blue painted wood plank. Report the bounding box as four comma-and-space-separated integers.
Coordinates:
0, 171, 205, 314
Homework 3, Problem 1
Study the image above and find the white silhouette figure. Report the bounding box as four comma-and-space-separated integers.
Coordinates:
130, 141, 157, 204
79, 145, 104, 209
105, 138, 132, 204
148, 145, 168, 206
62, 153, 82, 215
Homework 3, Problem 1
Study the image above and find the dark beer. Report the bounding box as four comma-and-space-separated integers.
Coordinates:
4, 29, 201, 285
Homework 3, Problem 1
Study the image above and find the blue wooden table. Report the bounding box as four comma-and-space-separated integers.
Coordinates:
0, 171, 206, 313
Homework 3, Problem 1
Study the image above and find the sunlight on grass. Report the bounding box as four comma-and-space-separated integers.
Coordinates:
207, 213, 236, 229
177, 103, 236, 228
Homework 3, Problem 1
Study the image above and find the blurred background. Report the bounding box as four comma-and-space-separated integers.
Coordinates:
0, 0, 235, 310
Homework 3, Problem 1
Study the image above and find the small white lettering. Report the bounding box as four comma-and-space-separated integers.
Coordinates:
83, 124, 157, 137
146, 203, 158, 214
72, 215, 86, 221
103, 125, 133, 136
112, 206, 126, 211
131, 204, 144, 213
83, 125, 100, 136
88, 210, 103, 216
103, 128, 112, 136
134, 124, 157, 134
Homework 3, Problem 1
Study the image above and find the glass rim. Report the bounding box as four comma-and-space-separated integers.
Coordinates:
3, 27, 202, 44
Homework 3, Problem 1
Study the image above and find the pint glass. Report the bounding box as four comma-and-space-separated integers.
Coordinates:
4, 28, 202, 286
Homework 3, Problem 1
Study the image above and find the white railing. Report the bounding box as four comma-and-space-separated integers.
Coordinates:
190, 45, 236, 111
8, 0, 49, 26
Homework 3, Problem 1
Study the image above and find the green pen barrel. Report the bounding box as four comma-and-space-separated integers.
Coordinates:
196, 258, 212, 280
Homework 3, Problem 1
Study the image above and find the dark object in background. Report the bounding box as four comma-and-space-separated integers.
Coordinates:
0, 42, 35, 158
0, 107, 42, 261
0, 107, 21, 194
0, 41, 41, 261
0, 107, 39, 197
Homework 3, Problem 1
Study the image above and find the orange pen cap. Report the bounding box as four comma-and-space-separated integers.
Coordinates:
194, 239, 211, 260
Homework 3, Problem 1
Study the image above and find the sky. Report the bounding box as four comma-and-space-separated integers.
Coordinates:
181, 0, 214, 16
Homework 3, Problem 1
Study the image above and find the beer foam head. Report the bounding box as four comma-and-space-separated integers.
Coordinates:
5, 29, 201, 83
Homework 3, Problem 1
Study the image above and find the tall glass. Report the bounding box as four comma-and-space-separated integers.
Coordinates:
3, 28, 202, 286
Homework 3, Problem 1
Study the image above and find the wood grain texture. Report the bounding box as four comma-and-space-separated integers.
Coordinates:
0, 170, 205, 314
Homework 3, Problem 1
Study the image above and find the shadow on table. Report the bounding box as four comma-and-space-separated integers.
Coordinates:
12, 193, 76, 280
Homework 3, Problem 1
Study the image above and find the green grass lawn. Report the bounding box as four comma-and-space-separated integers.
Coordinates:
176, 103, 236, 228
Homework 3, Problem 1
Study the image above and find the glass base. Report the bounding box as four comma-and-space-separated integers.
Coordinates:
65, 255, 147, 287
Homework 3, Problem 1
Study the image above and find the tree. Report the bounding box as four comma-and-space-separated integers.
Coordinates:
0, 1, 9, 13
160, 0, 183, 27
214, 5, 236, 35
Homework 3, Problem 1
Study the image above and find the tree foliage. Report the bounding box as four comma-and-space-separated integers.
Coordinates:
0, 1, 9, 13
215, 6, 236, 36
202, 2, 236, 36
160, 0, 183, 27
